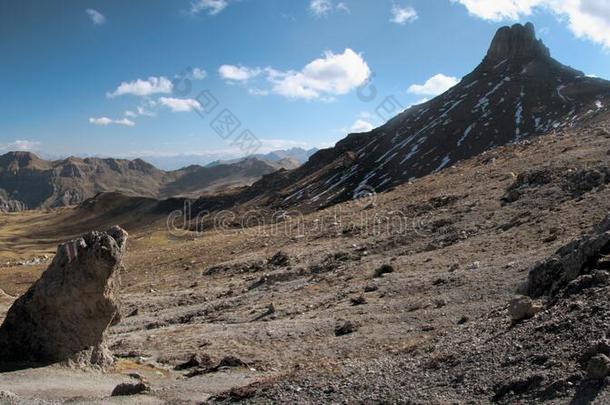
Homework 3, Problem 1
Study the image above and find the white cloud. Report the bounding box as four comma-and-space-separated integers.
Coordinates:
310, 0, 333, 15
86, 9, 106, 25
157, 97, 202, 112
268, 48, 371, 100
310, 0, 350, 16
407, 73, 460, 96
191, 0, 229, 15
0, 139, 41, 151
391, 5, 418, 24
89, 117, 135, 127
350, 119, 375, 133
450, 0, 542, 21
136, 106, 156, 116
337, 2, 351, 13
218, 65, 262, 81
191, 67, 207, 80
218, 49, 371, 101
451, 0, 610, 49
108, 76, 173, 98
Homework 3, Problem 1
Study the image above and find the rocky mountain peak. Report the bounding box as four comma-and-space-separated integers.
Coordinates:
243, 22, 610, 211
486, 22, 550, 62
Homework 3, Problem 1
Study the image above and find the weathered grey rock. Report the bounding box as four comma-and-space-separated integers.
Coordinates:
527, 215, 610, 297
0, 390, 18, 404
586, 354, 610, 380
269, 251, 290, 267
0, 226, 127, 368
111, 382, 150, 396
509, 295, 542, 321
335, 320, 357, 336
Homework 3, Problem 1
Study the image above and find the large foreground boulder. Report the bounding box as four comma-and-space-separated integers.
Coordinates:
0, 226, 127, 368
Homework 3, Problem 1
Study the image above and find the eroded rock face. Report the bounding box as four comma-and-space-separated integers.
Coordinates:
0, 226, 127, 368
527, 215, 610, 297
486, 22, 551, 62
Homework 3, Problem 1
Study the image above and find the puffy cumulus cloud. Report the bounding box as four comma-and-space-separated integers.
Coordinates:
310, 0, 350, 16
310, 0, 333, 15
89, 117, 135, 127
350, 119, 375, 133
559, 0, 610, 49
191, 67, 207, 80
450, 0, 543, 21
157, 97, 202, 112
391, 5, 418, 24
268, 48, 371, 100
218, 49, 371, 101
407, 73, 460, 96
107, 76, 173, 98
451, 0, 610, 49
191, 0, 229, 15
218, 65, 262, 82
0, 139, 41, 151
86, 9, 106, 25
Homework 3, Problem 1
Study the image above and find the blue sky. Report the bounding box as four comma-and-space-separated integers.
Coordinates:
1, 0, 609, 161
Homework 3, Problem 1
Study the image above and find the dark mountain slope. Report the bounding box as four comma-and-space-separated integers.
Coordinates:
237, 23, 610, 210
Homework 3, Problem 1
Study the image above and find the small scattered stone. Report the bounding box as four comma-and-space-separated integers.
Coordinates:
448, 263, 460, 272
467, 261, 480, 271
111, 382, 150, 396
335, 321, 357, 336
508, 295, 543, 322
434, 298, 448, 308
217, 355, 246, 369
175, 353, 212, 371
364, 284, 378, 292
457, 316, 469, 325
350, 295, 367, 306
373, 264, 395, 278
269, 251, 290, 267
433, 278, 447, 286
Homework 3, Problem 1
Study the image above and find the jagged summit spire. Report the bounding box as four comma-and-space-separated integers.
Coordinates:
486, 22, 550, 62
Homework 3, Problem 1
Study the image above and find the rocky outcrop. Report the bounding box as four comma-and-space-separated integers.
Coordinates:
486, 22, 550, 62
508, 295, 542, 321
0, 196, 26, 212
527, 215, 610, 297
0, 226, 128, 368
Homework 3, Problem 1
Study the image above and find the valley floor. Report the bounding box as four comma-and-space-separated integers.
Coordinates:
1, 118, 610, 403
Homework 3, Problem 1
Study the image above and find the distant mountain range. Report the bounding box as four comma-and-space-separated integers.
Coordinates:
128, 147, 318, 171
0, 152, 298, 211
